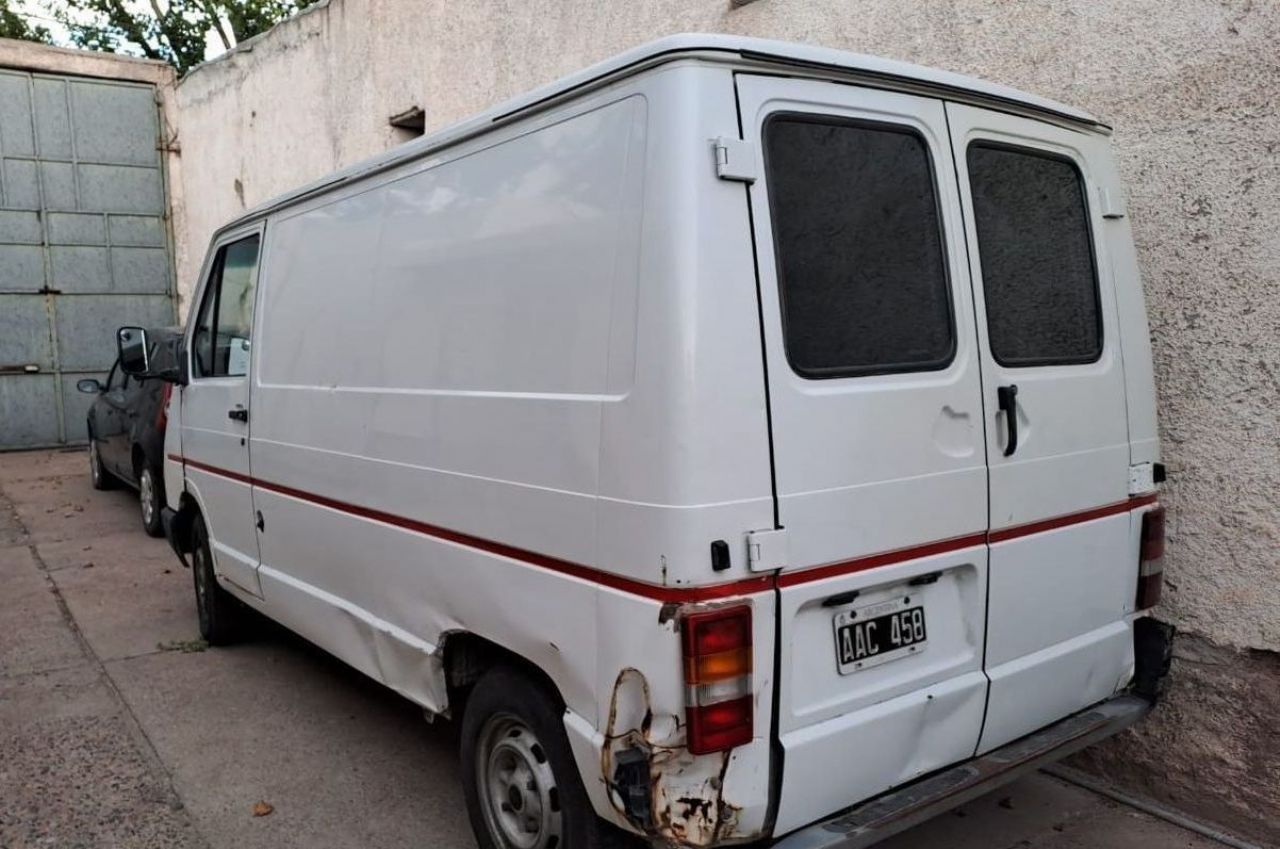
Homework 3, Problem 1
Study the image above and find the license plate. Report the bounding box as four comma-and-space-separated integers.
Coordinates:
833, 597, 927, 674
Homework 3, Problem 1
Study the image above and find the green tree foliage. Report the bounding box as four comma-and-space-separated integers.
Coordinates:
0, 0, 54, 43
55, 0, 316, 75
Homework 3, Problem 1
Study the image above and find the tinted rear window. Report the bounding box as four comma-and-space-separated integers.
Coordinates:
967, 143, 1101, 366
763, 115, 954, 378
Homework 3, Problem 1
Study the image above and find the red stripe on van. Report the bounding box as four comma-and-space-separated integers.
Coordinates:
170, 453, 1156, 600
776, 532, 989, 588
776, 494, 1158, 586
178, 455, 252, 485
988, 494, 1158, 544
170, 453, 772, 603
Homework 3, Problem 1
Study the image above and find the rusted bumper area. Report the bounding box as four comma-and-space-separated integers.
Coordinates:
772, 694, 1152, 849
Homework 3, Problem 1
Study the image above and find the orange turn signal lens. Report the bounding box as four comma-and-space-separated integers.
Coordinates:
683, 647, 751, 684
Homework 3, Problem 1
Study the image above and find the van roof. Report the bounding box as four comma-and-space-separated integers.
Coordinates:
223, 34, 1108, 236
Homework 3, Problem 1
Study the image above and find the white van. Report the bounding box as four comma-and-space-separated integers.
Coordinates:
117, 34, 1173, 849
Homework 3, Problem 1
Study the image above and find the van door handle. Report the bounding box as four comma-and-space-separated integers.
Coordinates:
227, 406, 249, 423
997, 384, 1018, 457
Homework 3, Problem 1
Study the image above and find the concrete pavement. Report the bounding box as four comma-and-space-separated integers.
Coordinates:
0, 448, 1227, 849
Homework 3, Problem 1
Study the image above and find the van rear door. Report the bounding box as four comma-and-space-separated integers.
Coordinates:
944, 104, 1138, 753
734, 75, 990, 835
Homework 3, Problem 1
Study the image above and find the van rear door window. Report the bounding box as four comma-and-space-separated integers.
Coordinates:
763, 115, 955, 378
966, 143, 1101, 366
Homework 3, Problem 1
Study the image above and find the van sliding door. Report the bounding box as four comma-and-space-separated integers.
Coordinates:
944, 104, 1137, 753
734, 75, 990, 836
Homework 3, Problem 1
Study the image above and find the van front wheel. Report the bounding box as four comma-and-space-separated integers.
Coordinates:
461, 666, 605, 849
190, 515, 245, 645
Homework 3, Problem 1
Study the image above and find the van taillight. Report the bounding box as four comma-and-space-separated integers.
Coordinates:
156, 382, 173, 430
1136, 506, 1165, 610
681, 605, 752, 755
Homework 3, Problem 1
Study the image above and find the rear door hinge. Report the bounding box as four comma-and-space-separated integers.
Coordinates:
714, 137, 758, 183
1099, 186, 1127, 219
1129, 462, 1156, 495
746, 527, 788, 573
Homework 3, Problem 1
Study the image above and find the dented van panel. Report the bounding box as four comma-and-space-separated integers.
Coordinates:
600, 667, 751, 846
586, 589, 777, 846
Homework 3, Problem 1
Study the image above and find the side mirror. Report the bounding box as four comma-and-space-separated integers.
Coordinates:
76, 378, 104, 394
117, 326, 150, 376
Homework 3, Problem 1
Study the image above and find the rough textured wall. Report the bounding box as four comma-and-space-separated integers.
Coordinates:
172, 0, 1280, 841
1074, 633, 1280, 847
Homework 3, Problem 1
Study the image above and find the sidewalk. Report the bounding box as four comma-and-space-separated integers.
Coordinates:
0, 448, 1229, 849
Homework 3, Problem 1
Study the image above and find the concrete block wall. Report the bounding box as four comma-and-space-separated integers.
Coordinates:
170, 0, 1279, 843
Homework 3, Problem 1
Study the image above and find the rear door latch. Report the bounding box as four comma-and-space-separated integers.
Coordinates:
746, 528, 788, 573
997, 384, 1019, 457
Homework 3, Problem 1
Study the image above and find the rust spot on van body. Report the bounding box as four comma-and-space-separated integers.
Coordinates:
602, 668, 749, 846
651, 746, 742, 845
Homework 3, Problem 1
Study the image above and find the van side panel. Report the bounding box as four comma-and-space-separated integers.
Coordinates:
591, 65, 777, 843
249, 93, 648, 719
595, 65, 776, 591
247, 65, 778, 845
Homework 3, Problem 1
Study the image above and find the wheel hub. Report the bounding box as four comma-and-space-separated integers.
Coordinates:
140, 470, 154, 524
477, 714, 562, 849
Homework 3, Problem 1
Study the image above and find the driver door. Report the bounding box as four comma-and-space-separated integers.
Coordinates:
180, 227, 264, 596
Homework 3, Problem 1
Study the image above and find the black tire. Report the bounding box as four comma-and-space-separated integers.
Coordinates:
88, 437, 115, 491
190, 514, 246, 645
461, 666, 605, 849
138, 462, 165, 537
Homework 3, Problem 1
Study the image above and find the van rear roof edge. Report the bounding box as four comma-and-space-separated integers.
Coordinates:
221, 34, 1110, 237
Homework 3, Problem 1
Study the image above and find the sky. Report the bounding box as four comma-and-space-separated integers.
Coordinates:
12, 0, 231, 62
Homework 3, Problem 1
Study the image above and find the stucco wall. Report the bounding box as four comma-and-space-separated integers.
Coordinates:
170, 0, 1279, 841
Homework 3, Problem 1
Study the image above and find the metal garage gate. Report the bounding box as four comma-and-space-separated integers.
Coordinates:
0, 69, 175, 449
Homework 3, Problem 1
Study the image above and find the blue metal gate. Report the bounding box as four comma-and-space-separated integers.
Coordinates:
0, 69, 175, 449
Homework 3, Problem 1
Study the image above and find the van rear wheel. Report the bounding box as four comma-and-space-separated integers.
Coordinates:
460, 666, 605, 849
190, 514, 246, 645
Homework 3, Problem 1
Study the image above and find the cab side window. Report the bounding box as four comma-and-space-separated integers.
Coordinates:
192, 234, 262, 379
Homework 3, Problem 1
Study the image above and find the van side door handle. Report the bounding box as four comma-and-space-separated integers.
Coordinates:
227, 406, 249, 423
997, 384, 1018, 457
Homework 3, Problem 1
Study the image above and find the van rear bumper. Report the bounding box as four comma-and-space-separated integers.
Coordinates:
772, 693, 1152, 849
